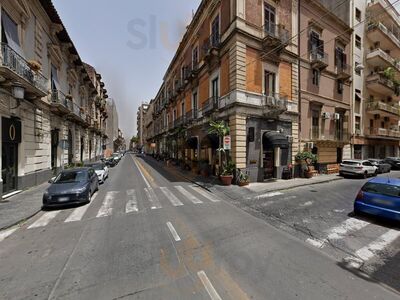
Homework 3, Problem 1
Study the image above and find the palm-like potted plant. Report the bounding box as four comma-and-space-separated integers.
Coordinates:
295, 151, 317, 178
221, 161, 235, 185
208, 120, 231, 183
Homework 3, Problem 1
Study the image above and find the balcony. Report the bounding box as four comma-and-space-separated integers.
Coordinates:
366, 73, 398, 95
367, 22, 400, 51
263, 93, 288, 115
336, 62, 351, 80
366, 48, 400, 73
199, 97, 219, 117
202, 35, 220, 59
310, 50, 328, 70
174, 115, 184, 127
366, 101, 400, 118
309, 128, 350, 144
185, 109, 198, 124
262, 23, 289, 49
50, 90, 72, 115
0, 43, 48, 97
367, 127, 400, 139
68, 101, 87, 125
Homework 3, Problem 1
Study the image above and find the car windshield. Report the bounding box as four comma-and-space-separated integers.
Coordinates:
55, 171, 87, 183
86, 164, 104, 171
362, 182, 400, 197
342, 161, 359, 165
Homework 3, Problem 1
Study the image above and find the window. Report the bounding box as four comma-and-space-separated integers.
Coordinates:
312, 110, 320, 139
355, 94, 361, 113
248, 127, 255, 142
335, 46, 346, 68
211, 15, 220, 47
51, 65, 60, 91
312, 69, 320, 86
337, 79, 344, 94
181, 66, 185, 81
264, 71, 276, 96
264, 3, 276, 36
181, 102, 185, 116
173, 110, 176, 121
192, 91, 198, 110
355, 116, 361, 130
1, 10, 20, 48
192, 46, 198, 68
309, 31, 324, 58
362, 182, 400, 198
355, 8, 361, 22
211, 77, 219, 100
355, 35, 361, 49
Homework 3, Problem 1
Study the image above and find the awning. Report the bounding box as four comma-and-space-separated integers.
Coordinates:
200, 134, 219, 149
184, 137, 198, 149
263, 131, 289, 149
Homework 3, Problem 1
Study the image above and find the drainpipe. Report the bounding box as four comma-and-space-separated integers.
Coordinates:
297, 0, 302, 153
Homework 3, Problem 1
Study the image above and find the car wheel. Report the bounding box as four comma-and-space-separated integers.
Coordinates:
373, 170, 378, 177
88, 190, 92, 202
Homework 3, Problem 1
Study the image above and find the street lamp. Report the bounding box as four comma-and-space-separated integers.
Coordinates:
11, 82, 25, 100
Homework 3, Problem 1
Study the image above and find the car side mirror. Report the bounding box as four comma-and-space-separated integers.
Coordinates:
48, 179, 53, 184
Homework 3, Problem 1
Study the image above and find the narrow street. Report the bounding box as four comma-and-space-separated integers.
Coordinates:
0, 155, 398, 300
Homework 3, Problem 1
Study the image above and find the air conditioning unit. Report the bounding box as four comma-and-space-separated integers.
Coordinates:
322, 112, 331, 119
355, 129, 361, 135
334, 113, 341, 120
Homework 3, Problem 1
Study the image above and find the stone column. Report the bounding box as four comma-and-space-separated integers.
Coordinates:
229, 114, 247, 169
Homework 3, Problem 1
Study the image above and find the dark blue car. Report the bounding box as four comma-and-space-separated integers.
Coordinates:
354, 177, 400, 222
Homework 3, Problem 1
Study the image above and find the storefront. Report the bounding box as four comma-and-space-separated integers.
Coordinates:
2, 117, 21, 194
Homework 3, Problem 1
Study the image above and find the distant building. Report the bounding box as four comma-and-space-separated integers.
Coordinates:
105, 98, 119, 156
136, 103, 149, 150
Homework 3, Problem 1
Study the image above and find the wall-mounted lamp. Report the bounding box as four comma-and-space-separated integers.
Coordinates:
12, 82, 25, 100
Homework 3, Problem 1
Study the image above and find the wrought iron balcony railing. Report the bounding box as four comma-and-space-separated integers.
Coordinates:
1, 43, 48, 95
310, 49, 329, 69
263, 23, 289, 45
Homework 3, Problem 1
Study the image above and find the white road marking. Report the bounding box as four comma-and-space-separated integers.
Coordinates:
301, 201, 313, 207
326, 218, 369, 240
96, 191, 117, 218
144, 187, 162, 209
175, 186, 203, 204
28, 211, 61, 229
306, 238, 325, 248
160, 187, 183, 206
0, 227, 18, 242
132, 157, 151, 188
354, 229, 400, 262
257, 191, 283, 199
126, 189, 138, 213
307, 218, 370, 249
197, 270, 222, 300
166, 222, 181, 241
65, 192, 98, 223
190, 186, 220, 202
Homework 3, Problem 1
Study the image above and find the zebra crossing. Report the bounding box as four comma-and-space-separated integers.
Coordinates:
22, 185, 220, 231
306, 217, 400, 270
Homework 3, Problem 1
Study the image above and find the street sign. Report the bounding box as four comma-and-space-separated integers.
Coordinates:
223, 135, 231, 150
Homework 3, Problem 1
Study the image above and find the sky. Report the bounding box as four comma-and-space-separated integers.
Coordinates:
52, 0, 201, 139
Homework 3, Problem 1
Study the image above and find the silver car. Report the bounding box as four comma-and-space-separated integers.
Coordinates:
339, 160, 378, 178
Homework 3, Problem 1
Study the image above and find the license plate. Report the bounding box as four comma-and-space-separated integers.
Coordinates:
58, 197, 69, 202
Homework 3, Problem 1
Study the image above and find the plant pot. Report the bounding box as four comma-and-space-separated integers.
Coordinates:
238, 181, 249, 187
304, 171, 313, 179
220, 175, 233, 186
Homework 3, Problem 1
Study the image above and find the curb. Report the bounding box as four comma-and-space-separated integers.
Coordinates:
0, 208, 41, 232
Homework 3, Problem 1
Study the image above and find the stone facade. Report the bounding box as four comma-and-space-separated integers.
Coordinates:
0, 0, 112, 196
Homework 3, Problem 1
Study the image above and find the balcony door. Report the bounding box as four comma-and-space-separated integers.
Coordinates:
264, 71, 276, 96
211, 15, 220, 47
312, 110, 320, 139
264, 3, 276, 36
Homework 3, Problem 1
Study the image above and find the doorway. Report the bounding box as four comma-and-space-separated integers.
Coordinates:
80, 137, 84, 162
263, 149, 274, 179
68, 130, 73, 165
51, 129, 59, 170
2, 142, 18, 194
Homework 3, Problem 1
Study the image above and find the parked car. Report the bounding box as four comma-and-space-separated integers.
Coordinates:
339, 160, 378, 178
383, 157, 400, 170
85, 162, 109, 183
368, 159, 391, 174
354, 177, 400, 222
103, 157, 117, 167
112, 153, 121, 163
43, 168, 99, 208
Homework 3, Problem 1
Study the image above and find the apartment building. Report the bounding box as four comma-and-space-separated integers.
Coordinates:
0, 0, 111, 196
351, 0, 400, 159
136, 102, 149, 150
149, 0, 299, 182
299, 0, 353, 169
104, 98, 119, 156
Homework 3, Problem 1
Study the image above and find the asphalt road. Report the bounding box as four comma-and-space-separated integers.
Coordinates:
0, 155, 399, 299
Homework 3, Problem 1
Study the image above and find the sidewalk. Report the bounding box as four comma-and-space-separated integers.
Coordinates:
0, 182, 48, 230
143, 157, 343, 200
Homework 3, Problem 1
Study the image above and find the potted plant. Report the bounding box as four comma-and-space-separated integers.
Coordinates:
238, 172, 250, 187
295, 151, 317, 178
220, 161, 235, 186
27, 60, 41, 72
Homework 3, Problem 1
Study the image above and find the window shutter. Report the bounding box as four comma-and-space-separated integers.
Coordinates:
342, 53, 347, 65
335, 48, 339, 66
